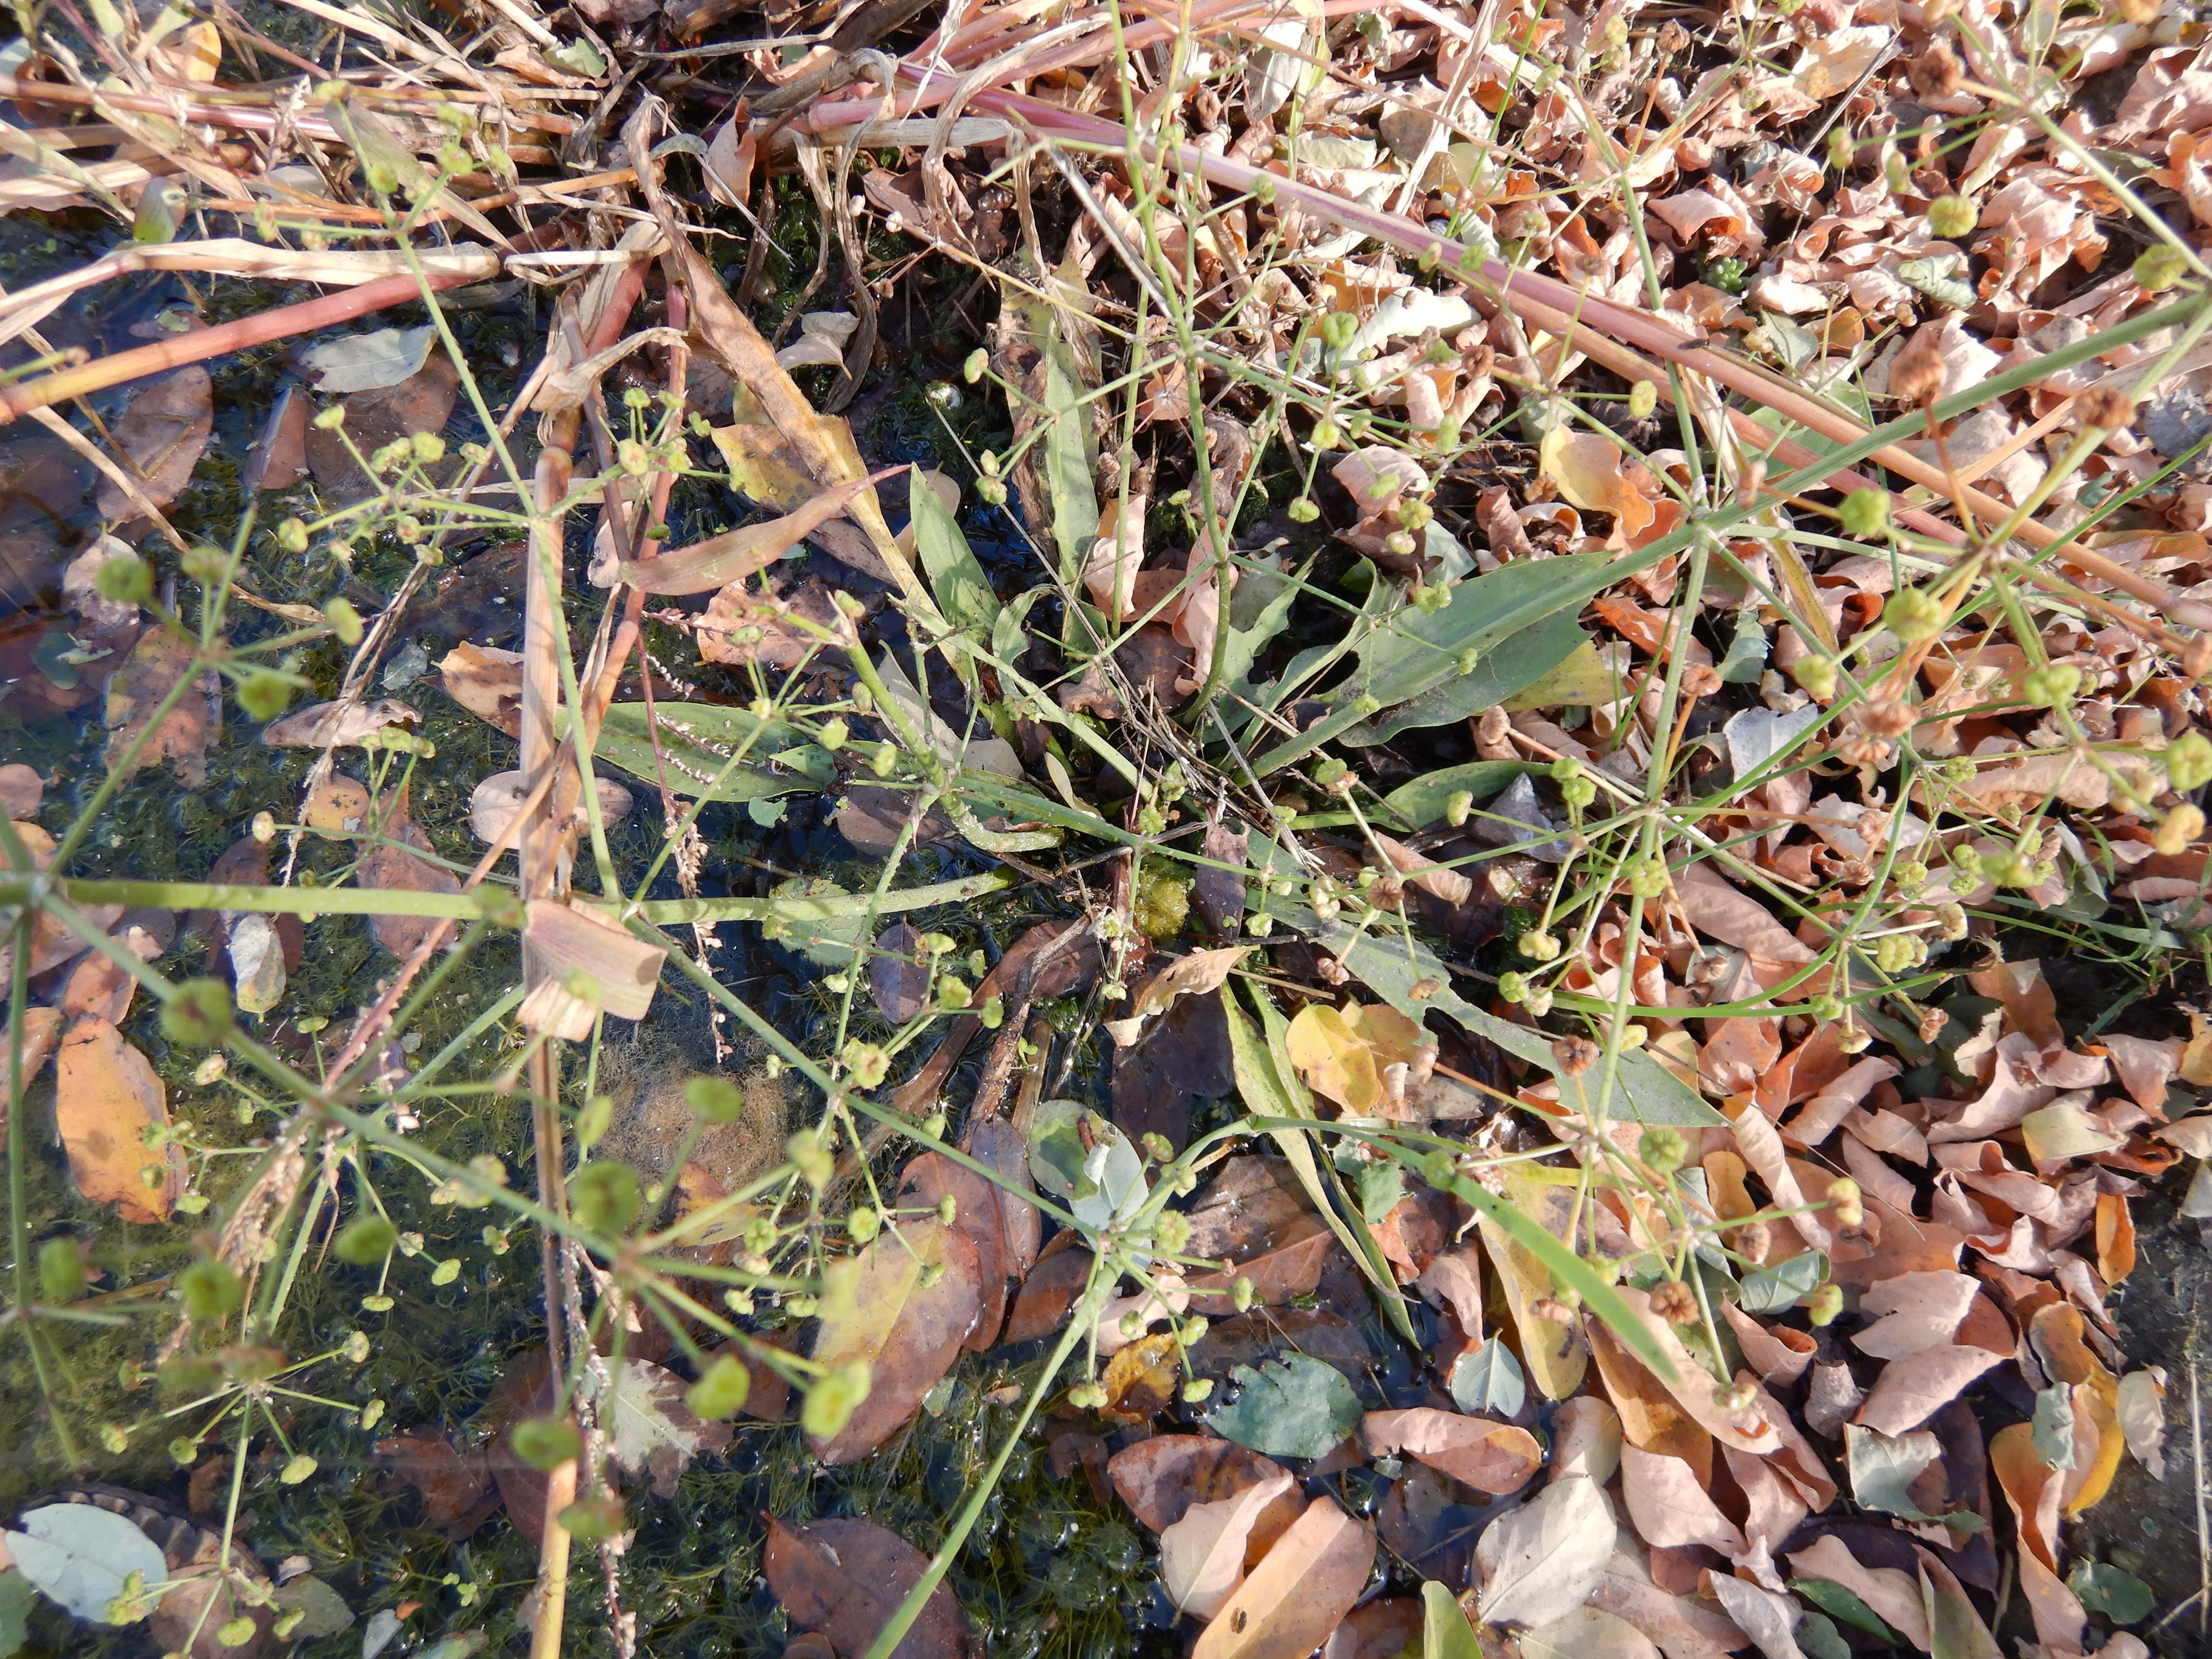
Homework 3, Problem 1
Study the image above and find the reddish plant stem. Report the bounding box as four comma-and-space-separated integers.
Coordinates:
0, 266, 481, 422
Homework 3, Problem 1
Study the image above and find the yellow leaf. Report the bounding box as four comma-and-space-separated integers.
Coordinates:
54, 1016, 184, 1223
1539, 425, 1655, 540
1475, 1165, 1587, 1401
1503, 641, 1618, 711
1284, 1004, 1382, 1115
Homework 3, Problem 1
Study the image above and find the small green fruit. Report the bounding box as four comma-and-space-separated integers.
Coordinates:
511, 1416, 580, 1470
334, 1215, 398, 1266
685, 1355, 752, 1420
569, 1160, 642, 1234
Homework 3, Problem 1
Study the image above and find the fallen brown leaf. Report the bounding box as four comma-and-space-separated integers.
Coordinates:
53, 1015, 184, 1222
808, 1219, 981, 1464
437, 642, 525, 737
1189, 1495, 1373, 1659
95, 366, 213, 518
765, 1516, 970, 1659
104, 628, 217, 785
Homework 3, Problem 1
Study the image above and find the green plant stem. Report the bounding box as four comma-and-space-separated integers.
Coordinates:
860, 1266, 1117, 1659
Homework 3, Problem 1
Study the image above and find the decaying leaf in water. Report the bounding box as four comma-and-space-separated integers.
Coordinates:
1361, 1409, 1541, 1494
260, 698, 420, 748
1190, 1496, 1373, 1659
1161, 1471, 1296, 1620
469, 772, 632, 847
375, 1431, 497, 1538
869, 921, 929, 1023
5, 1006, 62, 1116
590, 1357, 733, 1497
54, 1016, 185, 1222
809, 1219, 981, 1463
358, 794, 463, 958
1108, 1434, 1302, 1534
438, 643, 524, 737
303, 775, 372, 838
519, 899, 667, 1037
227, 913, 286, 1015
765, 1516, 971, 1659
895, 1152, 1010, 1352
94, 366, 213, 519
61, 950, 135, 1024
0, 763, 41, 817
104, 628, 217, 785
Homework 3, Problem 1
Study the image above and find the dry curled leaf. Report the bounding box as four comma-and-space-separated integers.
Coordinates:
1190, 1495, 1373, 1659
1361, 1409, 1542, 1494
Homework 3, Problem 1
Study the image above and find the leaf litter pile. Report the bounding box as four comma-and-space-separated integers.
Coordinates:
8, 0, 2212, 1655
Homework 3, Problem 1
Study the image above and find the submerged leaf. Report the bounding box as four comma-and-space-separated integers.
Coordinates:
764, 1516, 969, 1659
593, 1358, 733, 1497
1206, 1354, 1361, 1460
54, 1017, 183, 1223
2, 1503, 167, 1623
808, 1220, 981, 1463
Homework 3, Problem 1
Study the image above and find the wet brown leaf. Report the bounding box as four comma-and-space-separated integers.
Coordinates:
1108, 1434, 1302, 1538
53, 1016, 184, 1222
60, 949, 134, 1024
0, 763, 42, 816
809, 1219, 981, 1463
4, 1005, 61, 1123
359, 794, 462, 958
242, 383, 309, 493
104, 628, 217, 785
870, 921, 929, 1023
303, 775, 373, 838
96, 366, 213, 519
1004, 1242, 1091, 1345
765, 1516, 971, 1659
305, 354, 459, 503
374, 1431, 498, 1539
437, 642, 525, 737
896, 1151, 1009, 1353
